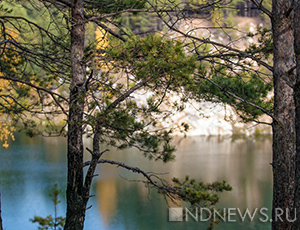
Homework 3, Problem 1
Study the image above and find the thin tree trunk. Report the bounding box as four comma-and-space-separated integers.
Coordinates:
272, 0, 296, 229
64, 0, 87, 229
0, 189, 3, 230
293, 0, 300, 229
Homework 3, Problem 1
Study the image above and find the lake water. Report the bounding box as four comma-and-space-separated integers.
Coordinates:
0, 134, 272, 230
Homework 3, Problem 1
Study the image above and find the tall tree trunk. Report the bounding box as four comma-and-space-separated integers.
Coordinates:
293, 0, 300, 229
64, 0, 87, 229
272, 0, 296, 229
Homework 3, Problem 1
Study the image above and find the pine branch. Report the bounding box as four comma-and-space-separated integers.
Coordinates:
195, 73, 274, 120
83, 159, 181, 195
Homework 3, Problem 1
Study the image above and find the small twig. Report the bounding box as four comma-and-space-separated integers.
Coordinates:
86, 147, 109, 156
86, 205, 92, 210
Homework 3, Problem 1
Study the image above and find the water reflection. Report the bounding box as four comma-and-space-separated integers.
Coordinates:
0, 134, 272, 230
97, 178, 117, 226
95, 136, 272, 230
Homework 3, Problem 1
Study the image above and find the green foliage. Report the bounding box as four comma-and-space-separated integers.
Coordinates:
245, 26, 273, 60
173, 176, 232, 206
176, 18, 274, 122
30, 216, 66, 230
85, 34, 200, 162
85, 0, 147, 16
30, 184, 65, 230
190, 65, 273, 121
94, 109, 176, 162
172, 176, 232, 229
107, 34, 197, 87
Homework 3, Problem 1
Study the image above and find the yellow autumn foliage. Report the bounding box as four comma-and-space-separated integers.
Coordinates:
0, 28, 20, 148
0, 120, 15, 148
95, 27, 108, 49
95, 27, 110, 71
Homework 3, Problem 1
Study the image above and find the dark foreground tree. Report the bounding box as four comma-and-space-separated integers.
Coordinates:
3, 0, 300, 229
153, 0, 299, 230
294, 0, 300, 229
0, 1, 232, 230
272, 1, 296, 229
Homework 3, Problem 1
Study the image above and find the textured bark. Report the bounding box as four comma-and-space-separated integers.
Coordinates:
272, 0, 296, 229
293, 0, 300, 229
64, 0, 87, 229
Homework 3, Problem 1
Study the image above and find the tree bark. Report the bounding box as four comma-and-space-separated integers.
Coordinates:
64, 0, 87, 229
272, 0, 296, 229
293, 0, 300, 229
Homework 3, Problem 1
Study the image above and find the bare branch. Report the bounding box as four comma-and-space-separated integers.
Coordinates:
84, 159, 181, 195
92, 19, 127, 42
0, 16, 69, 51
87, 8, 192, 22
0, 75, 68, 115
2, 39, 69, 67
159, 16, 273, 72
0, 94, 61, 115
0, 75, 67, 101
250, 0, 272, 19
104, 80, 147, 113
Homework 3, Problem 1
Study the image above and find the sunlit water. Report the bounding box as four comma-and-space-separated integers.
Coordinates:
0, 134, 272, 230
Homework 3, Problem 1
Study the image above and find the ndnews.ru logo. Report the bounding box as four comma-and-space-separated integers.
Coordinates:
169, 207, 296, 223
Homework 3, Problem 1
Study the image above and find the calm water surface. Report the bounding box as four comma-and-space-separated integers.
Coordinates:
0, 134, 272, 230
